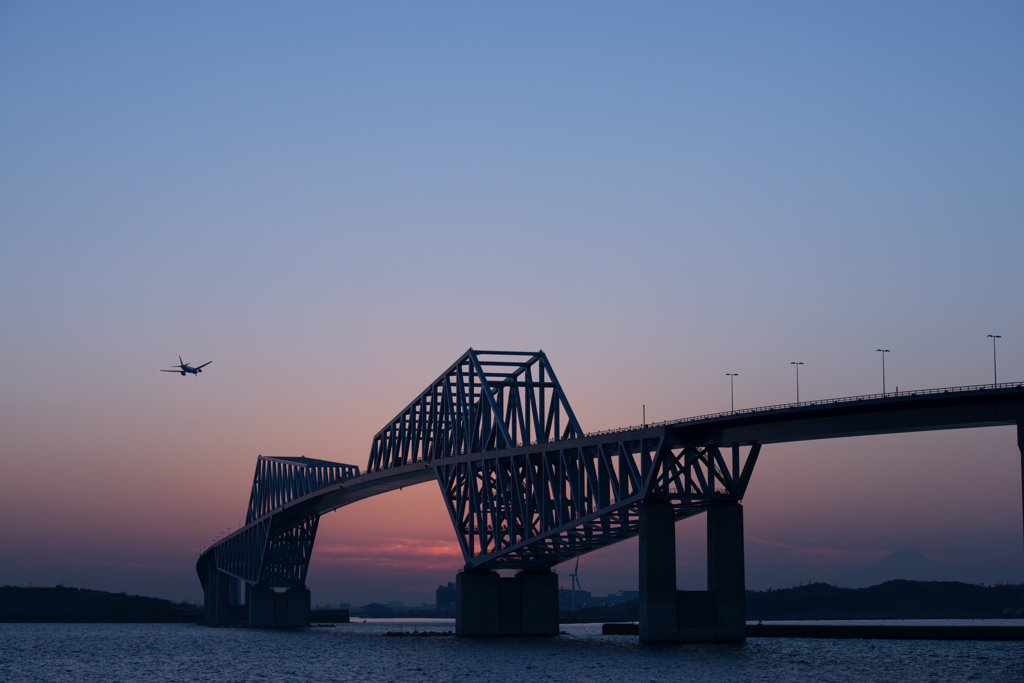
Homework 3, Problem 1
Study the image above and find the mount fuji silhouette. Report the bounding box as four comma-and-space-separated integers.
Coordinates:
837, 550, 1021, 588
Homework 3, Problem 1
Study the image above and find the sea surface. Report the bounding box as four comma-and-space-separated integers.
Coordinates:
2, 619, 1022, 683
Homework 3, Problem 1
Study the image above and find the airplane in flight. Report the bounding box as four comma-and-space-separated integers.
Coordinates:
161, 356, 212, 376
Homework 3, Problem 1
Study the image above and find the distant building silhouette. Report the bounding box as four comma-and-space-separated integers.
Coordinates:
558, 587, 591, 609
595, 590, 639, 606
361, 603, 394, 616
436, 582, 455, 613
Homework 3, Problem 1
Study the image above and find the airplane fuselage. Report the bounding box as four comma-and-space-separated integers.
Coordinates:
162, 356, 211, 376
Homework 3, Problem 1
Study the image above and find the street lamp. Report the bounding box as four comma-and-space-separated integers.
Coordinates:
876, 349, 890, 395
988, 335, 1001, 385
726, 373, 738, 412
790, 362, 804, 403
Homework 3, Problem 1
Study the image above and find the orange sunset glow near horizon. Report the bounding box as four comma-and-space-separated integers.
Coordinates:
2, 3, 1022, 607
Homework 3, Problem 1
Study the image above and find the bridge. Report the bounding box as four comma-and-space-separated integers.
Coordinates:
197, 349, 1024, 640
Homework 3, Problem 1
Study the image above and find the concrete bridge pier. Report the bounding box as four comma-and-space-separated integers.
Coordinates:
203, 563, 231, 626
639, 499, 746, 642
456, 568, 558, 635
1018, 421, 1024, 557
247, 586, 311, 628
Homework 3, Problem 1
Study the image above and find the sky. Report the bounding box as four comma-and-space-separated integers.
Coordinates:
1, 2, 1022, 606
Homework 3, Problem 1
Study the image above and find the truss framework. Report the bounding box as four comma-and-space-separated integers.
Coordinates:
258, 515, 320, 588
201, 351, 764, 592
246, 456, 359, 524
436, 427, 762, 569
367, 350, 583, 473
213, 518, 270, 584
207, 456, 358, 589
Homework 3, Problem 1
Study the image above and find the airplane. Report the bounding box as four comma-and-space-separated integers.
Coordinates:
161, 356, 212, 376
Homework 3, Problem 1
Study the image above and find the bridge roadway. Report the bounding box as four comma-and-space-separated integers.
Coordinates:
197, 349, 1024, 639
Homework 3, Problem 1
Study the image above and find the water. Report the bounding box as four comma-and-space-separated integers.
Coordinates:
2, 619, 1022, 683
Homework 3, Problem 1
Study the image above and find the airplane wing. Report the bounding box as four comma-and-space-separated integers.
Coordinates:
160, 369, 182, 372
196, 361, 212, 369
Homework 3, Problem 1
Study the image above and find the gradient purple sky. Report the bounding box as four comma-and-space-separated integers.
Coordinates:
1, 2, 1022, 605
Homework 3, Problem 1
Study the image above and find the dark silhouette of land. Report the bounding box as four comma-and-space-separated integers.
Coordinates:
744, 623, 1024, 640
0, 586, 202, 623
746, 580, 1024, 621
6, 580, 1022, 625
567, 580, 1024, 624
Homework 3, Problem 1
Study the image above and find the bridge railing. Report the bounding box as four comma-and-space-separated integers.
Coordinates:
582, 381, 1024, 440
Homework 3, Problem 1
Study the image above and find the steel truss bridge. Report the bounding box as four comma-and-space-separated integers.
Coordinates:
197, 349, 1024, 600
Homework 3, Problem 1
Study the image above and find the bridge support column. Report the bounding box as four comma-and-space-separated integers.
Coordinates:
639, 498, 677, 641
1018, 422, 1024, 558
518, 569, 559, 635
203, 564, 231, 626
456, 569, 558, 636
246, 587, 311, 628
248, 588, 276, 628
702, 501, 746, 641
286, 588, 311, 627
456, 570, 500, 635
639, 500, 746, 642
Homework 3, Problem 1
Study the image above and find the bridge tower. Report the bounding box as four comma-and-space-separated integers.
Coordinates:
363, 349, 765, 639
198, 456, 360, 627
366, 349, 583, 635
364, 349, 765, 639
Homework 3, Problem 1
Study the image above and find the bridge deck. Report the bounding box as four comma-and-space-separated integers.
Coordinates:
596, 381, 1024, 446
200, 381, 1024, 583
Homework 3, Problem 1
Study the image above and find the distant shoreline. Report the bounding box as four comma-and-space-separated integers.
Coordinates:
0, 616, 203, 624
6, 579, 1022, 625
0, 586, 202, 624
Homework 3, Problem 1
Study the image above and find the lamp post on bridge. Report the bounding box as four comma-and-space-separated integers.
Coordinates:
726, 373, 738, 412
790, 362, 803, 403
988, 335, 1001, 385
876, 349, 890, 395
